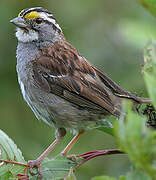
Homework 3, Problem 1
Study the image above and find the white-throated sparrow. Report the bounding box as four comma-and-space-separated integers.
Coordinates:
10, 7, 151, 178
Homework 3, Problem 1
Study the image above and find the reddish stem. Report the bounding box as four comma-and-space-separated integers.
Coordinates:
0, 159, 27, 167
76, 149, 124, 168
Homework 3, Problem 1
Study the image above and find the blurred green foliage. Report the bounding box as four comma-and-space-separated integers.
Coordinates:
93, 40, 156, 180
0, 0, 156, 179
115, 102, 156, 180
92, 176, 117, 180
138, 0, 156, 17
143, 41, 156, 108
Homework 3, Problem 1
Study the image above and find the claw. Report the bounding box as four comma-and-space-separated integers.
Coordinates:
27, 160, 43, 179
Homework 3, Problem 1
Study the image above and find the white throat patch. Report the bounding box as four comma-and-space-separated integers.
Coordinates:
16, 28, 39, 43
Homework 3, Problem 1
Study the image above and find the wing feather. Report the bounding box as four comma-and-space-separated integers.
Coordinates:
32, 41, 121, 116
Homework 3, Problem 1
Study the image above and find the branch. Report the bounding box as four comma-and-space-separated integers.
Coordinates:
76, 149, 124, 168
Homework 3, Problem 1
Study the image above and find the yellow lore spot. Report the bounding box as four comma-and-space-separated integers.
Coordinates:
24, 11, 40, 19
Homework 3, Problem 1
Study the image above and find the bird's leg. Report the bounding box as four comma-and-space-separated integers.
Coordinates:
28, 128, 66, 179
61, 131, 84, 157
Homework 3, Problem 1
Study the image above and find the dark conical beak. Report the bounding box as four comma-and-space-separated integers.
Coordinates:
10, 17, 28, 28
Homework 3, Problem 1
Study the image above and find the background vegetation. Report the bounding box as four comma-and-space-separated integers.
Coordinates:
0, 0, 156, 179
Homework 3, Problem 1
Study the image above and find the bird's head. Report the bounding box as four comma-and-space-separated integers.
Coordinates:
10, 7, 62, 43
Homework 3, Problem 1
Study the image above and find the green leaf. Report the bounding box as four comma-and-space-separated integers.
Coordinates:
0, 129, 26, 178
0, 171, 12, 180
143, 41, 156, 108
115, 101, 156, 179
93, 117, 116, 136
30, 156, 79, 180
0, 164, 8, 177
0, 129, 25, 163
97, 126, 114, 136
138, 0, 156, 17
92, 176, 116, 180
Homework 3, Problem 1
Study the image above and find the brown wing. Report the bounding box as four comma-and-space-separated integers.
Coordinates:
92, 66, 151, 104
32, 41, 122, 117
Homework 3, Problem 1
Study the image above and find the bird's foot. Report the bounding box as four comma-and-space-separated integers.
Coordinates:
27, 159, 43, 179
67, 154, 77, 162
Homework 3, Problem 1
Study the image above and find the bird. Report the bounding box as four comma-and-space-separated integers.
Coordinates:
10, 7, 151, 177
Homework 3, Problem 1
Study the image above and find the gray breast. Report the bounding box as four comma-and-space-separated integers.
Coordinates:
16, 42, 38, 81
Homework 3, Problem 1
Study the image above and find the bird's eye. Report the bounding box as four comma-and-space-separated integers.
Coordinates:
35, 18, 43, 24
